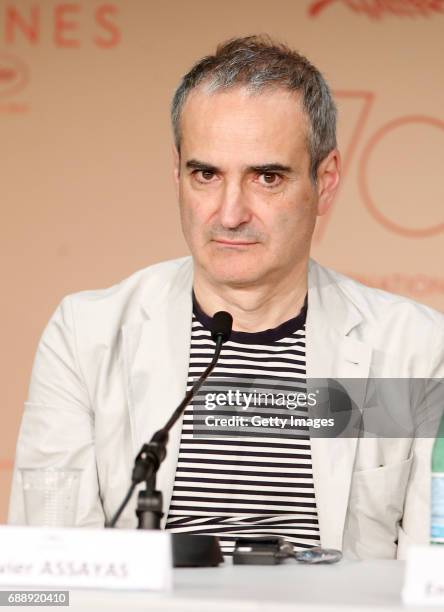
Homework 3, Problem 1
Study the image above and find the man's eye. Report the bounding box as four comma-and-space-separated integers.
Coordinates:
195, 170, 215, 182
258, 172, 281, 186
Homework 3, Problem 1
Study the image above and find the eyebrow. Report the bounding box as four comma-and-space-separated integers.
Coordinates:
185, 159, 293, 174
249, 163, 293, 174
186, 159, 218, 172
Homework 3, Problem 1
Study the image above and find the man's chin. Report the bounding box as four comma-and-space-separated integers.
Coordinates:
201, 260, 266, 288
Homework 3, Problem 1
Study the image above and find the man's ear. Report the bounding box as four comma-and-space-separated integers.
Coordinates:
315, 149, 341, 217
172, 144, 180, 195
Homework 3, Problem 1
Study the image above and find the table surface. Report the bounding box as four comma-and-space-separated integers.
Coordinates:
13, 558, 440, 612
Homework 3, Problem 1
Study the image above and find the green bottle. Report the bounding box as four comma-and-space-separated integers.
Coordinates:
431, 412, 444, 544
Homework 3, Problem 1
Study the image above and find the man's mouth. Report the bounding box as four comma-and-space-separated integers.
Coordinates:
212, 238, 259, 247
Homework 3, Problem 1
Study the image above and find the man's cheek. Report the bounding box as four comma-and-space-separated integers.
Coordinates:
182, 210, 206, 247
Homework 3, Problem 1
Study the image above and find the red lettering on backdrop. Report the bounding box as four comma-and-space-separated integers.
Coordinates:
5, 5, 39, 44
308, 0, 444, 19
54, 3, 80, 48
95, 5, 120, 48
3, 3, 120, 48
359, 115, 444, 238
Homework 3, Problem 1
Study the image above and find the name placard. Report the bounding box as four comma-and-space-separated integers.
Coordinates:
0, 525, 172, 591
403, 545, 444, 606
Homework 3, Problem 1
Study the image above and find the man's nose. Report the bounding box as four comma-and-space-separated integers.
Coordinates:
217, 181, 252, 229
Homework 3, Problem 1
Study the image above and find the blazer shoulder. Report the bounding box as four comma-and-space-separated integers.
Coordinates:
312, 259, 444, 331
60, 256, 193, 327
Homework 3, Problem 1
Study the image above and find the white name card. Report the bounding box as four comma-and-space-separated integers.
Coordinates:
0, 525, 172, 591
403, 545, 444, 606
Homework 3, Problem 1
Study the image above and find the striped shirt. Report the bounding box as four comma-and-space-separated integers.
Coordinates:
165, 294, 320, 555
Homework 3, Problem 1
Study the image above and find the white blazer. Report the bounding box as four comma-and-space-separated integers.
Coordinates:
8, 257, 444, 559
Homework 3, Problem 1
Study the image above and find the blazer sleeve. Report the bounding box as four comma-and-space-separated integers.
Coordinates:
7, 296, 105, 527
397, 329, 444, 559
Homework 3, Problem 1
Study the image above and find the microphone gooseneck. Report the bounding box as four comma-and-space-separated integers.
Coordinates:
161, 311, 232, 434
106, 310, 233, 529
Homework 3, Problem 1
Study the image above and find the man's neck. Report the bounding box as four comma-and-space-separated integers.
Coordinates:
193, 262, 309, 333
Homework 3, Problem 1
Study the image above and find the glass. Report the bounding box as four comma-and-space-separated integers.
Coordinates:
20, 468, 81, 527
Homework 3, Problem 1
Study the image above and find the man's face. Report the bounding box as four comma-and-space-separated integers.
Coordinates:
174, 86, 337, 288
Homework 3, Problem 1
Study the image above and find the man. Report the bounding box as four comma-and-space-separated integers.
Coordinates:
8, 36, 444, 559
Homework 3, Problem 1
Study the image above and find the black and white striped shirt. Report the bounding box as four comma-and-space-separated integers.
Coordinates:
165, 294, 320, 555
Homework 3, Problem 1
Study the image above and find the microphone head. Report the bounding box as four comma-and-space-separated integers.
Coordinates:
211, 311, 233, 343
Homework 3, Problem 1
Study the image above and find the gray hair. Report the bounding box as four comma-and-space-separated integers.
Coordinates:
171, 35, 337, 182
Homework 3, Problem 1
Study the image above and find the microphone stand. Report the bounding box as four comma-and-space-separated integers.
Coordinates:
107, 314, 231, 531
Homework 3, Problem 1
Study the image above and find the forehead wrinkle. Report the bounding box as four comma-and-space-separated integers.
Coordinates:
180, 87, 311, 175
182, 86, 307, 140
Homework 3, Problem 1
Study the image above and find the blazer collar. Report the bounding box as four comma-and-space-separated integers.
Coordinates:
137, 257, 363, 337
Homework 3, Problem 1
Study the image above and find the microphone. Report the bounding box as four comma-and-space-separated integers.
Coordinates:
107, 310, 233, 529
211, 311, 233, 343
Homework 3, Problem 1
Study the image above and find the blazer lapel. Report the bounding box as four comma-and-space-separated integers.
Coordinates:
306, 260, 372, 549
122, 259, 194, 527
